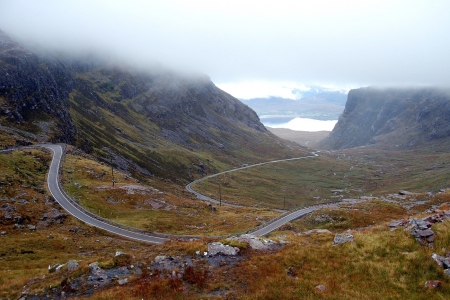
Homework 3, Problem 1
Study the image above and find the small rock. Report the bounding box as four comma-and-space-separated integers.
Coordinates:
89, 262, 101, 272
387, 221, 402, 228
417, 229, 434, 238
425, 280, 441, 288
427, 235, 436, 243
399, 190, 414, 195
118, 278, 128, 285
431, 253, 450, 269
14, 224, 25, 229
48, 263, 64, 273
154, 255, 166, 263
27, 225, 36, 231
67, 260, 79, 271
316, 285, 327, 291
333, 234, 354, 246
55, 264, 65, 272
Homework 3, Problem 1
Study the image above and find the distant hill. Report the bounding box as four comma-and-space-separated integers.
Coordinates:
242, 87, 347, 121
0, 29, 307, 183
317, 87, 450, 150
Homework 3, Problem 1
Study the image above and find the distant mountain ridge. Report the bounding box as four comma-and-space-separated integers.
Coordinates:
242, 87, 347, 121
0, 29, 306, 182
317, 87, 450, 150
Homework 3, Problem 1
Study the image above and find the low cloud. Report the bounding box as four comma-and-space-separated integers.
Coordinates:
1, 0, 449, 89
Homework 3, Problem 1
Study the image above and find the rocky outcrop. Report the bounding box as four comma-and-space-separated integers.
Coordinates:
207, 242, 240, 256
317, 87, 450, 150
226, 234, 280, 251
0, 29, 76, 143
387, 211, 450, 247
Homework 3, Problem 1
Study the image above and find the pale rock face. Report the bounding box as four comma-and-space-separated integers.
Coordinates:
207, 242, 240, 256
226, 234, 279, 251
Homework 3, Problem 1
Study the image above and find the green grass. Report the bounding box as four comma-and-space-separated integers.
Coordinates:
61, 148, 281, 236
194, 148, 450, 209
2, 134, 450, 299
67, 70, 310, 186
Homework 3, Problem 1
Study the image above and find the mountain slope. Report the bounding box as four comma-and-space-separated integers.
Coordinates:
317, 87, 450, 150
0, 29, 76, 142
0, 29, 307, 183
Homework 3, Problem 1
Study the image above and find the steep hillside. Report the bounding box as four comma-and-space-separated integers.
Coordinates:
317, 87, 450, 150
0, 29, 76, 143
0, 30, 307, 183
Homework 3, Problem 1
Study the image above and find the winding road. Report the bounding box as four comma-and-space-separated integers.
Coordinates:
2, 144, 321, 243
44, 144, 169, 244
186, 153, 318, 207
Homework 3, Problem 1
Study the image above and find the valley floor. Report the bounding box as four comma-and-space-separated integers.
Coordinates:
1, 143, 450, 299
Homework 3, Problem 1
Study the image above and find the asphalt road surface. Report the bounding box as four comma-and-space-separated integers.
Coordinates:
186, 153, 318, 207
43, 144, 168, 244
2, 144, 320, 241
252, 207, 317, 236
186, 152, 322, 235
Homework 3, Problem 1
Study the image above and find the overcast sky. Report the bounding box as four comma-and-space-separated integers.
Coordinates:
1, 0, 449, 98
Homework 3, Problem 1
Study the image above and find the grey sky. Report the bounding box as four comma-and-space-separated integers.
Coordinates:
1, 0, 449, 98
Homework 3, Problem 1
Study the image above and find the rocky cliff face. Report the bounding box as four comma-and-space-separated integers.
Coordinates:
0, 29, 76, 142
317, 87, 450, 150
0, 30, 305, 181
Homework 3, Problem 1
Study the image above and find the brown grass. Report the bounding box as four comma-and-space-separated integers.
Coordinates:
2, 139, 450, 299
61, 149, 281, 236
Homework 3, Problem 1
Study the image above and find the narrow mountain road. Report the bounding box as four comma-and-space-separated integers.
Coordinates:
252, 207, 316, 236
186, 153, 318, 207
43, 144, 169, 244
186, 152, 324, 235
2, 144, 322, 242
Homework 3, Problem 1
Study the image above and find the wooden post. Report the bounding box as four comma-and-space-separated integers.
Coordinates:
110, 155, 115, 187
219, 184, 222, 206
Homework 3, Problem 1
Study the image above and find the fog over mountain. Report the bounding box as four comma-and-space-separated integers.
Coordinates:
1, 0, 449, 92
